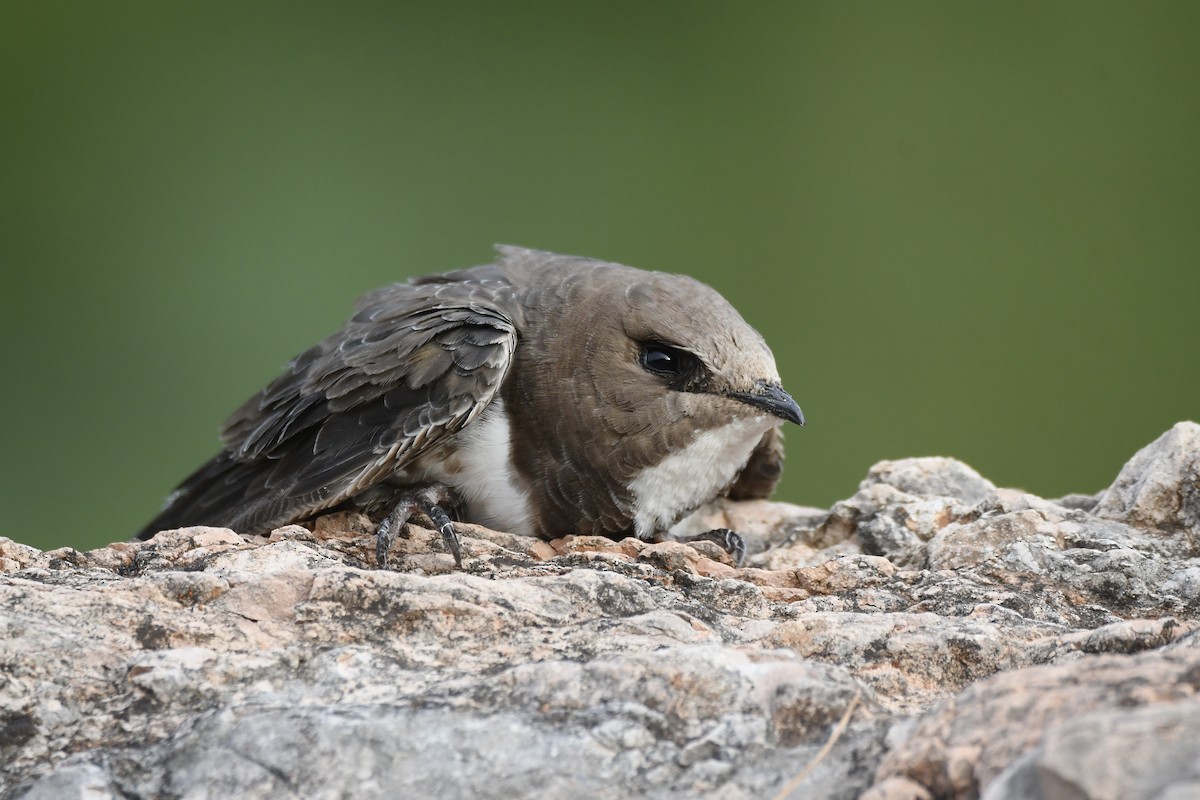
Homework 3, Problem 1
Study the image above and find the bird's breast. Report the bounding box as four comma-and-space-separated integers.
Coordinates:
627, 415, 780, 539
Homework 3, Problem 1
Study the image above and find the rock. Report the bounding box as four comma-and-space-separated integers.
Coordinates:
874, 644, 1200, 800
808, 458, 1004, 568
1096, 421, 1200, 537
13, 763, 118, 800
981, 697, 1200, 800
861, 457, 998, 504
2, 422, 1199, 799
673, 498, 828, 559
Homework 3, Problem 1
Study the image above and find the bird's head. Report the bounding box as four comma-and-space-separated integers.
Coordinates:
511, 251, 803, 443
497, 246, 804, 536
593, 268, 801, 435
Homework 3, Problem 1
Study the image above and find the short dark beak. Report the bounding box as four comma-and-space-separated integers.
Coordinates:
726, 383, 805, 426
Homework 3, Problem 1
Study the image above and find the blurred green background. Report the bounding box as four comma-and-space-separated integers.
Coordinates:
3, 2, 1197, 552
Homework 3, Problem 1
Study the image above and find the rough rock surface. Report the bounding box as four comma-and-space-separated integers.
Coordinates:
3, 422, 1199, 800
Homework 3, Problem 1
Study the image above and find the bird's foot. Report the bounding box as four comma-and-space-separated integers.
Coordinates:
664, 528, 747, 567
376, 484, 462, 569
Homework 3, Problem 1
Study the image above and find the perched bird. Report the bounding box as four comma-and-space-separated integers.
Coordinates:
137, 246, 804, 566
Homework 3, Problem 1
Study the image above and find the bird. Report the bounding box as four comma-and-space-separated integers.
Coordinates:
136, 246, 804, 567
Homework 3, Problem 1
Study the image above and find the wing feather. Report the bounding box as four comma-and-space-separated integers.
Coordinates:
136, 272, 518, 538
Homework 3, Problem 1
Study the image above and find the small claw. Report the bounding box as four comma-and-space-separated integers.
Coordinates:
717, 528, 747, 567
376, 523, 393, 568
376, 503, 413, 568
689, 528, 747, 566
425, 502, 463, 568
373, 484, 463, 569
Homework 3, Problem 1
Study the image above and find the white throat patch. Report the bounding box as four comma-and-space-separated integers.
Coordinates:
628, 415, 778, 538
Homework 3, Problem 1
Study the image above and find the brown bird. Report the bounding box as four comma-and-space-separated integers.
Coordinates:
137, 246, 804, 566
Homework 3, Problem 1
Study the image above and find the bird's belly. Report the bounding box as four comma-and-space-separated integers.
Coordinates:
627, 415, 779, 538
408, 399, 537, 536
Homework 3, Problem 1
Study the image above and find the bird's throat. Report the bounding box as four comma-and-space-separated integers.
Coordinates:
627, 415, 780, 539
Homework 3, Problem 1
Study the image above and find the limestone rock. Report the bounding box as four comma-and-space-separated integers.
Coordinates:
3, 422, 1200, 799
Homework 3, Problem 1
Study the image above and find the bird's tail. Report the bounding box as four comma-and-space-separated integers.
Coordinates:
134, 452, 257, 540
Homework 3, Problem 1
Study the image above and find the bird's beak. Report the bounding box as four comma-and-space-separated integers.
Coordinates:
726, 382, 805, 426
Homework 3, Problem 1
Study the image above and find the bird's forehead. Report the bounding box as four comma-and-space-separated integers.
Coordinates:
618, 273, 781, 383
513, 253, 783, 385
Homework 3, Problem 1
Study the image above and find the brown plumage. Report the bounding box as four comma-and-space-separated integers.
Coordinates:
137, 246, 803, 563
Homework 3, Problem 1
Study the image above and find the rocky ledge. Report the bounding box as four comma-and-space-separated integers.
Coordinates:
3, 423, 1200, 800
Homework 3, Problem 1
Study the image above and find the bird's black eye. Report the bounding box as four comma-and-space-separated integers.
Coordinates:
638, 342, 700, 385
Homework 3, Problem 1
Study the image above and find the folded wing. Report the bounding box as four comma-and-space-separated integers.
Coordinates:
137, 274, 518, 538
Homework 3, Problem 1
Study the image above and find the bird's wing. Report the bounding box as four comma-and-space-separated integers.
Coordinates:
137, 275, 518, 537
